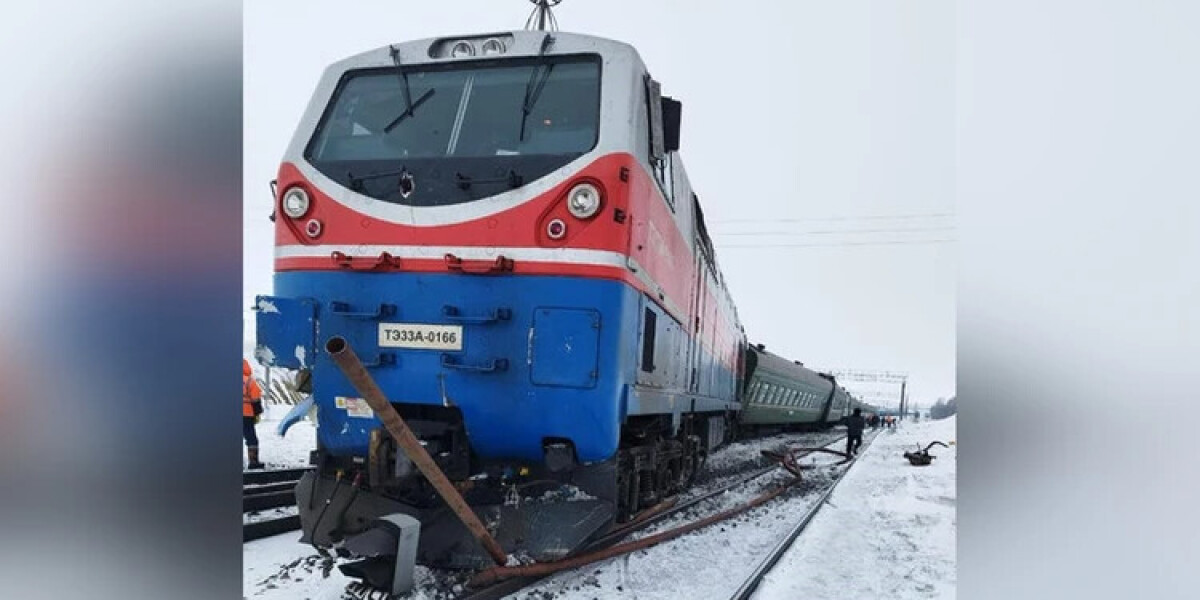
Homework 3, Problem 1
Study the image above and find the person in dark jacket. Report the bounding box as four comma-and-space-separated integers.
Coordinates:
846, 408, 866, 457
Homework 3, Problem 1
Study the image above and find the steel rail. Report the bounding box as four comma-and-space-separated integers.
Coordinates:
243, 515, 302, 542
243, 480, 301, 496
243, 490, 296, 513
459, 432, 848, 600
726, 431, 879, 600
243, 467, 313, 486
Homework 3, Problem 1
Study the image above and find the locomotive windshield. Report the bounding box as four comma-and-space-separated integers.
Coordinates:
305, 54, 601, 206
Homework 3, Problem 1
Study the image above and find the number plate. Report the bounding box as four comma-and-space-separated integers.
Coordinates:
378, 323, 463, 350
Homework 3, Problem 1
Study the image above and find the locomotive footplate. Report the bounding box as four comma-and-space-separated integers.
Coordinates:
295, 467, 617, 571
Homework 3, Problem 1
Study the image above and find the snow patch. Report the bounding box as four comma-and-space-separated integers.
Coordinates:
254, 345, 276, 366
531, 484, 598, 503
753, 416, 956, 600
256, 298, 280, 313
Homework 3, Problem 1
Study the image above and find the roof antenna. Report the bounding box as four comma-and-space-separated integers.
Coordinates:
525, 0, 562, 32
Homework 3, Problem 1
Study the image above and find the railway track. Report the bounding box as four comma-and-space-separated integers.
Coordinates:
243, 467, 311, 542
725, 431, 879, 600
457, 432, 850, 600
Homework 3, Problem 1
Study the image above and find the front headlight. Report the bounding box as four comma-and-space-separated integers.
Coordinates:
282, 187, 310, 218
566, 183, 602, 219
480, 38, 506, 56
450, 41, 475, 58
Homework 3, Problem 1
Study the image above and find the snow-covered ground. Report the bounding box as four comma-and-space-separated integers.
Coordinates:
241, 400, 956, 600
753, 416, 957, 600
513, 435, 851, 600
242, 430, 844, 599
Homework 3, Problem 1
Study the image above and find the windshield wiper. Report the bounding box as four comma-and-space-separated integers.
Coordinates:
455, 170, 524, 191
347, 166, 409, 192
384, 45, 435, 133
519, 35, 555, 142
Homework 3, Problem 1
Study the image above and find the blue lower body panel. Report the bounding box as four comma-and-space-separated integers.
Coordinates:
258, 272, 640, 463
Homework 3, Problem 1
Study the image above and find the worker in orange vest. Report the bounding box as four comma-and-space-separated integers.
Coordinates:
243, 359, 265, 469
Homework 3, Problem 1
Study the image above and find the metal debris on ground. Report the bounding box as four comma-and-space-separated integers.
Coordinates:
903, 441, 949, 466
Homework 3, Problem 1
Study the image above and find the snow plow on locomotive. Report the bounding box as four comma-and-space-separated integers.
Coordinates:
252, 27, 866, 590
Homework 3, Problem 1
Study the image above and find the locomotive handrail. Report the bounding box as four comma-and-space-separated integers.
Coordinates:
441, 355, 509, 373
444, 253, 515, 274
328, 301, 396, 320
442, 305, 513, 324
330, 250, 402, 271
358, 352, 396, 369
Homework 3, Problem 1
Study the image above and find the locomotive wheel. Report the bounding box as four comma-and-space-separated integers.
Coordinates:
658, 461, 676, 498
678, 454, 694, 490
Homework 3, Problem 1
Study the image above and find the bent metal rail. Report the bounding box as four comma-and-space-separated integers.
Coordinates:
458, 433, 851, 600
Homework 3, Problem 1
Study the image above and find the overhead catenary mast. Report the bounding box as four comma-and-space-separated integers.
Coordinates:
525, 0, 563, 31
823, 368, 910, 419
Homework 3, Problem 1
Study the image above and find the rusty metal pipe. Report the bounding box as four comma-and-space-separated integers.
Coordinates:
324, 336, 509, 567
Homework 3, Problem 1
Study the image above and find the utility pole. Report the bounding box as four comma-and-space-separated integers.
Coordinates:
899, 379, 907, 421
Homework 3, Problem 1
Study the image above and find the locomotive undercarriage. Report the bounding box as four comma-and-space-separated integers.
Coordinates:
294, 404, 725, 587
296, 403, 617, 572
615, 413, 711, 522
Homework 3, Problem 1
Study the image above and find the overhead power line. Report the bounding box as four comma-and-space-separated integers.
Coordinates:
716, 239, 956, 249
711, 226, 956, 237
710, 212, 955, 225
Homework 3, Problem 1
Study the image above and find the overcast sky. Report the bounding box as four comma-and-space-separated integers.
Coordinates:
243, 0, 955, 407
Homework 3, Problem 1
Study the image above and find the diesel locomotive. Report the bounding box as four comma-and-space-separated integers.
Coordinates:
253, 29, 862, 583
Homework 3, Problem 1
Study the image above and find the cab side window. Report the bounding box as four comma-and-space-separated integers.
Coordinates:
645, 75, 675, 210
